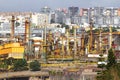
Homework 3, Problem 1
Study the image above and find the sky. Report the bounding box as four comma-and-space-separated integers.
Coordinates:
0, 0, 120, 12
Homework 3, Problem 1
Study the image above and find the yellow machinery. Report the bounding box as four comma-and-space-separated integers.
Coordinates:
0, 43, 24, 59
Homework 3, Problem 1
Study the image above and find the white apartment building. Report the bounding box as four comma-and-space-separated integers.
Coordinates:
31, 13, 49, 28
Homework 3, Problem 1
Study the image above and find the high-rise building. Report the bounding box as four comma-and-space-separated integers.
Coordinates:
32, 13, 48, 28
41, 6, 51, 13
80, 8, 89, 17
68, 7, 79, 17
79, 7, 120, 27
54, 10, 66, 24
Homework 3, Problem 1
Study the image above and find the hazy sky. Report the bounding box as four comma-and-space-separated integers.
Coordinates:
0, 0, 120, 12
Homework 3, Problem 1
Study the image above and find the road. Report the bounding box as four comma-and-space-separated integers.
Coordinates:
0, 71, 49, 79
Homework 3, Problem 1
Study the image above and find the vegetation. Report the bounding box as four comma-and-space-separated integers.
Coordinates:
96, 48, 120, 80
0, 58, 15, 71
70, 28, 74, 34
12, 59, 28, 71
96, 69, 113, 80
4, 57, 14, 65
29, 60, 40, 71
15, 21, 20, 27
106, 48, 116, 69
61, 23, 69, 29
0, 58, 41, 72
97, 54, 106, 69
0, 62, 8, 70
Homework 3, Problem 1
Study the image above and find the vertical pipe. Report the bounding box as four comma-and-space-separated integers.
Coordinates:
89, 21, 93, 52
66, 29, 70, 55
81, 33, 84, 55
74, 26, 77, 57
109, 25, 112, 49
44, 20, 47, 46
42, 20, 47, 63
25, 19, 30, 43
62, 36, 64, 56
99, 27, 102, 53
11, 16, 15, 40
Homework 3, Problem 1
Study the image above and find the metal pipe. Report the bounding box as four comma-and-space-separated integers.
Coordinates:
99, 27, 102, 53
66, 29, 70, 55
25, 19, 30, 43
74, 26, 77, 57
109, 25, 112, 49
11, 16, 15, 40
81, 33, 84, 55
89, 21, 93, 52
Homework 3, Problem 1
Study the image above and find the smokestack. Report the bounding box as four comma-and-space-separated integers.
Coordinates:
25, 19, 30, 43
11, 16, 15, 40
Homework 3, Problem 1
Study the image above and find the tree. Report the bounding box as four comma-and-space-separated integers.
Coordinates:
70, 28, 74, 34
107, 48, 116, 69
12, 59, 28, 71
96, 49, 120, 80
29, 60, 40, 71
97, 70, 113, 80
15, 21, 20, 27
115, 63, 120, 78
4, 57, 14, 65
65, 25, 69, 29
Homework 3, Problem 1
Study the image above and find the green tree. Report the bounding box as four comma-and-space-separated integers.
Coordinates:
15, 21, 20, 27
107, 48, 116, 69
4, 57, 14, 65
65, 25, 69, 29
29, 60, 40, 71
12, 59, 28, 71
96, 70, 114, 80
70, 28, 74, 34
115, 63, 120, 78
